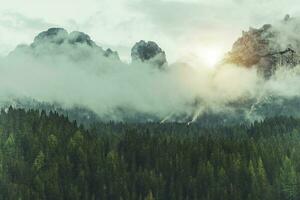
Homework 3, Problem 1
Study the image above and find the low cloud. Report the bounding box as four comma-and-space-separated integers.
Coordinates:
0, 41, 295, 123
1, 17, 300, 123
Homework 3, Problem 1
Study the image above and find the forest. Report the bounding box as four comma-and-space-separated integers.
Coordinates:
0, 107, 300, 199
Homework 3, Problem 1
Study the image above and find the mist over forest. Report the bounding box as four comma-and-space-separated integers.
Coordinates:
1, 15, 300, 125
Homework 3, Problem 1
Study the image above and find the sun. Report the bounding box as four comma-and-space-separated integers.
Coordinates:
197, 47, 223, 68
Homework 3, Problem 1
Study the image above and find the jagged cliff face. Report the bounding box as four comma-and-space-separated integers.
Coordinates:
10, 28, 120, 61
225, 15, 300, 77
10, 28, 168, 69
131, 40, 167, 68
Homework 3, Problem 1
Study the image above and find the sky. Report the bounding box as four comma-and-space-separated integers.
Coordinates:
0, 0, 299, 62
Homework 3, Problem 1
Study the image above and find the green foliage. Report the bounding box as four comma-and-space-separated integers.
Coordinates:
33, 151, 45, 171
0, 108, 300, 199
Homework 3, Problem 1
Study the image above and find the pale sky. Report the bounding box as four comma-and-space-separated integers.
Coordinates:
0, 0, 299, 62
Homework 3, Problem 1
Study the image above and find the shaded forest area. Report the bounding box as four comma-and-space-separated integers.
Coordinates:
0, 107, 300, 199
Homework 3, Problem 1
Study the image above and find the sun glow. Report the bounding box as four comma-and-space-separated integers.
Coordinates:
197, 47, 224, 68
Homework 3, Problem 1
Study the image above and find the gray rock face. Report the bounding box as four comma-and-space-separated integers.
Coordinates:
225, 16, 300, 78
104, 48, 119, 59
68, 31, 96, 46
131, 40, 167, 68
16, 27, 120, 61
33, 28, 68, 46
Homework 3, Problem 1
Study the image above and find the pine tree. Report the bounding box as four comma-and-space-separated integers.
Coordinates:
145, 191, 155, 200
279, 156, 298, 200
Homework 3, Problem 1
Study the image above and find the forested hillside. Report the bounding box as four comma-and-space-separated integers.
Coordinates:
1, 107, 300, 199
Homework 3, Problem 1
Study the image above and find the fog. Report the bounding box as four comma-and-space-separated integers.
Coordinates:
0, 49, 247, 119
1, 17, 300, 123
0, 45, 296, 123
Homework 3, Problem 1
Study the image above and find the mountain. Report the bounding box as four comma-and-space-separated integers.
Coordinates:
225, 15, 300, 78
10, 28, 169, 68
10, 28, 120, 61
0, 28, 172, 124
131, 40, 167, 68
3, 25, 300, 126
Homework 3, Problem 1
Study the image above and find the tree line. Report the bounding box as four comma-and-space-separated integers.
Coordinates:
0, 107, 300, 199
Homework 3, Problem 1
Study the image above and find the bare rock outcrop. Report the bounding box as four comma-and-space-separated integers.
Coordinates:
225, 15, 300, 77
131, 40, 167, 68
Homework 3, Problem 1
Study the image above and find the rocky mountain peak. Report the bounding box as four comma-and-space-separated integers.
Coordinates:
224, 15, 300, 78
33, 28, 68, 46
131, 40, 167, 68
13, 27, 120, 61
68, 31, 96, 46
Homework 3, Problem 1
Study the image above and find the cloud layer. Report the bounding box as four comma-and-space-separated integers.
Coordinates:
1, 3, 300, 123
0, 28, 299, 124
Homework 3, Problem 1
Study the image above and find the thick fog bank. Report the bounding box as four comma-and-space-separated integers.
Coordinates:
2, 20, 300, 124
